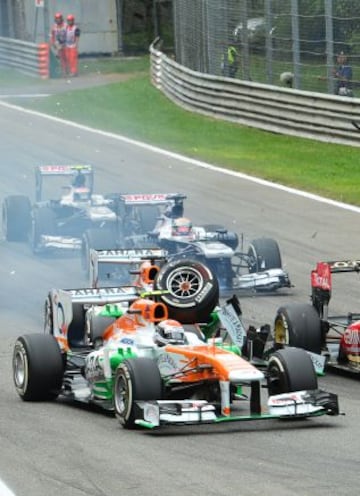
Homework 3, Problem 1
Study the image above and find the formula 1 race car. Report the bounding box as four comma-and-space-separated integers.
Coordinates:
2, 165, 117, 253
81, 192, 292, 295
12, 261, 338, 430
273, 258, 360, 374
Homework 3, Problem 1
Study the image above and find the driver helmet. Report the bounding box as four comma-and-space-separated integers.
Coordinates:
154, 319, 186, 346
172, 217, 193, 237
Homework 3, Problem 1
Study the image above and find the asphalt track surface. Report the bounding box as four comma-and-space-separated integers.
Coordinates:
0, 96, 359, 496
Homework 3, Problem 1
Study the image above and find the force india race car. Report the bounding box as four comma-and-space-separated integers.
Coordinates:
2, 165, 117, 253
274, 258, 360, 374
13, 260, 339, 430
81, 192, 292, 295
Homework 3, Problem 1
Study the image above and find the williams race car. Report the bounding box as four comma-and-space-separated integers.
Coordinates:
81, 192, 292, 295
274, 258, 360, 374
2, 165, 117, 253
13, 262, 338, 430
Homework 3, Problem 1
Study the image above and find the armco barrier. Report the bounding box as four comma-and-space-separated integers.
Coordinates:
150, 40, 360, 147
0, 36, 49, 79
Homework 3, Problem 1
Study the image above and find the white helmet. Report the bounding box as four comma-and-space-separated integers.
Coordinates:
154, 319, 186, 346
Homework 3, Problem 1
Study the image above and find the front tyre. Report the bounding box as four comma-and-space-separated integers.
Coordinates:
114, 358, 162, 429
267, 347, 317, 396
248, 238, 282, 273
13, 334, 64, 401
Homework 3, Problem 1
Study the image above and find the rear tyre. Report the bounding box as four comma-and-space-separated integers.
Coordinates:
274, 303, 322, 354
267, 347, 318, 396
2, 195, 31, 241
154, 259, 219, 323
13, 334, 63, 401
248, 238, 282, 273
87, 312, 116, 346
114, 358, 163, 429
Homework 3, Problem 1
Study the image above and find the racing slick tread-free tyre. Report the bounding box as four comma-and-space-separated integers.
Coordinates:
274, 303, 322, 354
267, 347, 318, 396
114, 358, 163, 429
13, 334, 64, 401
87, 313, 115, 347
2, 195, 31, 242
154, 259, 219, 323
248, 238, 282, 273
31, 207, 57, 253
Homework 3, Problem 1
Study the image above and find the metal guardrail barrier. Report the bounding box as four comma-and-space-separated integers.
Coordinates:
0, 36, 49, 79
150, 40, 360, 147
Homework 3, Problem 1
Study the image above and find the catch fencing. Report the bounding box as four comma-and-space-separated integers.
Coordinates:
150, 39, 360, 147
0, 36, 49, 78
172, 0, 360, 96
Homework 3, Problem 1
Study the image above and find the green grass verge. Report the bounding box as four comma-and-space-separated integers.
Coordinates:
2, 56, 360, 206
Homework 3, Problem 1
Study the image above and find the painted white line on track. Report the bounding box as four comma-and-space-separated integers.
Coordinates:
1, 99, 359, 215
0, 94, 50, 99
0, 478, 17, 495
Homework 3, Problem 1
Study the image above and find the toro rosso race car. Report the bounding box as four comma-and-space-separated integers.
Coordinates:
13, 261, 338, 430
81, 192, 292, 295
2, 165, 117, 253
274, 258, 360, 374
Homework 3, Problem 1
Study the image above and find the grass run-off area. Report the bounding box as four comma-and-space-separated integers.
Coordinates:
3, 55, 360, 207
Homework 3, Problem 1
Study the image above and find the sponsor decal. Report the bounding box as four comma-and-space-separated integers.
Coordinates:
218, 304, 247, 348
194, 281, 212, 303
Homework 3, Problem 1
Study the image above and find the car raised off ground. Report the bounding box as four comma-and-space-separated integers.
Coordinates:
81, 192, 292, 296
12, 259, 339, 430
274, 258, 360, 374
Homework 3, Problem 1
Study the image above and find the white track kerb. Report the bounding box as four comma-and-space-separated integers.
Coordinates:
0, 479, 17, 495
1, 99, 360, 215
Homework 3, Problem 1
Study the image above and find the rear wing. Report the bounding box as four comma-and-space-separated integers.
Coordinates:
36, 165, 93, 176
89, 248, 168, 288
311, 260, 360, 292
118, 193, 186, 206
35, 165, 94, 201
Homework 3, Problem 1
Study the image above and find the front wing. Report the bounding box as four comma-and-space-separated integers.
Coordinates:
135, 389, 339, 429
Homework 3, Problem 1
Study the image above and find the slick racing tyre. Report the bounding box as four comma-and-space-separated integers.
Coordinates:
248, 238, 282, 273
154, 259, 219, 323
274, 303, 322, 354
13, 334, 64, 401
30, 207, 57, 254
114, 358, 162, 429
267, 347, 318, 396
2, 195, 31, 241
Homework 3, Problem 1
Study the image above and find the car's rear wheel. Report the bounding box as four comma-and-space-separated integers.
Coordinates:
154, 259, 219, 323
248, 238, 282, 273
274, 303, 322, 354
2, 195, 31, 241
13, 334, 64, 401
267, 347, 318, 396
114, 358, 162, 429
